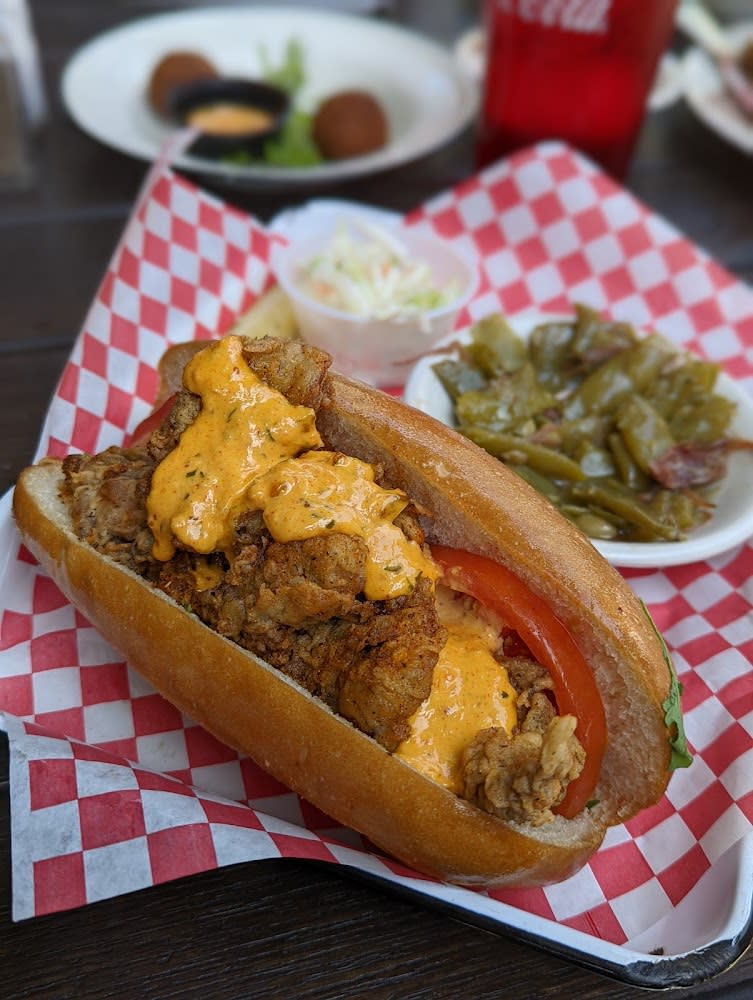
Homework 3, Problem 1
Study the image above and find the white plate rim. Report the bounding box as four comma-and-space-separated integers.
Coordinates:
60, 4, 478, 186
648, 51, 683, 112
681, 21, 753, 155
403, 310, 753, 569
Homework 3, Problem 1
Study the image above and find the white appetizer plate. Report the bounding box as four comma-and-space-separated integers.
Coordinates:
61, 5, 478, 186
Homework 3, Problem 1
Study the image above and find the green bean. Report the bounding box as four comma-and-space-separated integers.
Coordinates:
570, 479, 683, 541
622, 334, 676, 385
456, 390, 510, 431
573, 443, 616, 478
560, 414, 613, 454
616, 396, 675, 475
647, 489, 704, 535
564, 335, 675, 420
608, 431, 650, 491
572, 303, 638, 366
462, 427, 586, 481
563, 363, 634, 421
528, 321, 576, 389
466, 314, 527, 376
433, 306, 744, 543
650, 358, 719, 419
559, 498, 626, 540
670, 395, 736, 444
432, 359, 486, 401
570, 510, 619, 540
455, 364, 554, 431
645, 359, 732, 440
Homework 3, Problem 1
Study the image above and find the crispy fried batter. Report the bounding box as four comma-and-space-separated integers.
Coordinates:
462, 701, 585, 825
240, 336, 331, 408
61, 448, 155, 569
59, 336, 582, 822
147, 337, 331, 462
60, 338, 443, 753
155, 522, 443, 751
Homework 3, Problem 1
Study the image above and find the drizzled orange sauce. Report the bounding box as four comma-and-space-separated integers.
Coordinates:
187, 103, 274, 136
396, 588, 517, 793
147, 336, 436, 599
248, 451, 437, 600
147, 336, 322, 560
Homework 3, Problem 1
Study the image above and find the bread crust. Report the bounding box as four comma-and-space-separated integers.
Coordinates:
12, 365, 673, 886
320, 375, 674, 823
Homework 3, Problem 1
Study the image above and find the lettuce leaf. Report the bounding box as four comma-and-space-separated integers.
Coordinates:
642, 600, 693, 770
259, 38, 305, 96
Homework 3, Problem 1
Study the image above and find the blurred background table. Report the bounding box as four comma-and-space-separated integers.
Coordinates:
2, 2, 753, 997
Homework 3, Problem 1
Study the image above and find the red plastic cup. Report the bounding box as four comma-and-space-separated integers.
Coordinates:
476, 0, 679, 178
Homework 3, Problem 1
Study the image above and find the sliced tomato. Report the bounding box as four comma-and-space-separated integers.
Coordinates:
128, 394, 177, 446
430, 546, 606, 819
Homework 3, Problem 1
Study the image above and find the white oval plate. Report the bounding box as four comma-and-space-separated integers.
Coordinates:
61, 5, 478, 187
403, 311, 753, 568
681, 21, 753, 155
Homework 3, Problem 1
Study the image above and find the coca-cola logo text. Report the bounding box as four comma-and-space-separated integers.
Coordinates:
497, 0, 611, 33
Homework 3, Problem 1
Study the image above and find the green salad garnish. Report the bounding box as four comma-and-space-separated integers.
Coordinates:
263, 109, 323, 167
259, 38, 306, 95
221, 37, 324, 169
642, 601, 693, 770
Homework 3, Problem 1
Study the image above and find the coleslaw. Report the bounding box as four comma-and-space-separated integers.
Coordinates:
297, 219, 460, 326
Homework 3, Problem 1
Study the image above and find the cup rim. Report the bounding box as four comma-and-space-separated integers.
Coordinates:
270, 222, 479, 326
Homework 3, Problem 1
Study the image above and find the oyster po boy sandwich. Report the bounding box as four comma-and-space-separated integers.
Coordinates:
13, 335, 689, 887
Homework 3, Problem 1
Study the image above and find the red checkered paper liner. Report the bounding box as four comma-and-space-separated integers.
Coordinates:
1, 142, 752, 962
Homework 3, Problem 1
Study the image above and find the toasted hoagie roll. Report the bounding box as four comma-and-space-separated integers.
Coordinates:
13, 336, 687, 886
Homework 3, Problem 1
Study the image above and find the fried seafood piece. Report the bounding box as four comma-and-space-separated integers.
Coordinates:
241, 336, 331, 408
505, 657, 556, 719
146, 391, 201, 462
60, 336, 445, 754
147, 336, 332, 461
61, 448, 156, 570
158, 509, 445, 752
461, 688, 586, 826
335, 575, 445, 750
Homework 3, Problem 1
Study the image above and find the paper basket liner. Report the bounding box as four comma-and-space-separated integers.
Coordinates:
1, 142, 752, 961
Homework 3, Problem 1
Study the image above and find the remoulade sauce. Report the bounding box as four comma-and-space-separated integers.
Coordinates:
186, 103, 275, 136
395, 587, 517, 792
146, 335, 436, 599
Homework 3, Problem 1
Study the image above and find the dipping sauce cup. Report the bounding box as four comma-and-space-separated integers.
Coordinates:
271, 216, 477, 388
476, 0, 678, 178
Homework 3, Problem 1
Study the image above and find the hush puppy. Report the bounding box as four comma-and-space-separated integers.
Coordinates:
148, 51, 219, 117
312, 90, 388, 160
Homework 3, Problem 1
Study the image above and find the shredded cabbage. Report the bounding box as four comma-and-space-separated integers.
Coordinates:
297, 220, 459, 325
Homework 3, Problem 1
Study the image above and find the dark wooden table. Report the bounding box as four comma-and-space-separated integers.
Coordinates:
2, 2, 753, 997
